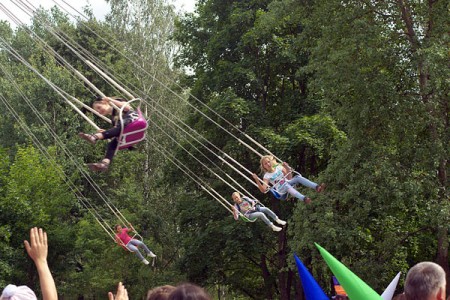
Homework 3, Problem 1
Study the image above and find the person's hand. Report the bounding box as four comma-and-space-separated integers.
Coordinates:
252, 173, 259, 181
24, 227, 48, 266
108, 282, 128, 300
97, 129, 105, 133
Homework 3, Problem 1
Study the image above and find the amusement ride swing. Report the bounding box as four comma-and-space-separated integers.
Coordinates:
0, 0, 318, 234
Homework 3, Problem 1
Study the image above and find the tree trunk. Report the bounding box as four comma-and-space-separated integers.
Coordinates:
261, 254, 274, 299
279, 228, 289, 300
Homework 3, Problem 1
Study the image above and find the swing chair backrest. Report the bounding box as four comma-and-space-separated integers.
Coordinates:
117, 98, 148, 151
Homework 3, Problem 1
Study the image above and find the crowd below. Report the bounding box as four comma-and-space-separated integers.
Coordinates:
0, 227, 447, 300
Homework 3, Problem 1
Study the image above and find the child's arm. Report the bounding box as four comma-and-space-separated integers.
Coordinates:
232, 206, 240, 220
282, 162, 293, 180
106, 97, 131, 112
252, 173, 268, 193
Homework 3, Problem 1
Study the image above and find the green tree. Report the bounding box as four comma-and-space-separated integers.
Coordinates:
291, 0, 449, 293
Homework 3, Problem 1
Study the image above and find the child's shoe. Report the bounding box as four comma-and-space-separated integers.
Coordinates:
270, 224, 282, 232
147, 251, 157, 258
78, 132, 97, 145
316, 183, 325, 193
304, 197, 312, 204
275, 218, 286, 226
142, 259, 150, 265
87, 161, 109, 172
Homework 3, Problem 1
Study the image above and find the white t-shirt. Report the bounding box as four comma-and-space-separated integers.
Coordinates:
263, 165, 288, 193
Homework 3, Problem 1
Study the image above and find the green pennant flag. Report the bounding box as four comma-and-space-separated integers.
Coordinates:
315, 243, 382, 300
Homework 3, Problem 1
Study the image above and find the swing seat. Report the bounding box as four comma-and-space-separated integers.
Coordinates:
239, 215, 257, 223
118, 108, 148, 150
269, 189, 288, 200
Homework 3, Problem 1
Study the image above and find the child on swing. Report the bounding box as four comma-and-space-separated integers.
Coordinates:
252, 155, 325, 203
231, 192, 286, 232
78, 96, 139, 172
114, 224, 156, 265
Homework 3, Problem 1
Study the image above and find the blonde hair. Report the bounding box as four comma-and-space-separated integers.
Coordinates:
231, 191, 240, 198
259, 155, 276, 173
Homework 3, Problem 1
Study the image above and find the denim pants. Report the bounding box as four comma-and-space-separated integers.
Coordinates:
247, 206, 278, 226
278, 175, 318, 201
126, 239, 152, 261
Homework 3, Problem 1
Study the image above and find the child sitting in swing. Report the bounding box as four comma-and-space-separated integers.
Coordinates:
252, 155, 325, 203
231, 192, 286, 232
114, 224, 156, 265
78, 96, 139, 172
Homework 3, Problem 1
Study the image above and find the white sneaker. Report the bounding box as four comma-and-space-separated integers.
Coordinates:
142, 259, 150, 265
147, 251, 157, 258
275, 218, 286, 225
270, 224, 282, 232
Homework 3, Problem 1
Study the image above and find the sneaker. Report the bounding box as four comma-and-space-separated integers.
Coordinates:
142, 259, 150, 265
87, 162, 109, 172
78, 132, 97, 145
147, 251, 157, 258
275, 219, 286, 226
304, 197, 312, 204
316, 183, 325, 193
270, 224, 282, 232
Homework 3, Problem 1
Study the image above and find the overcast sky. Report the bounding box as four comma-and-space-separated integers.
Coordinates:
0, 0, 196, 26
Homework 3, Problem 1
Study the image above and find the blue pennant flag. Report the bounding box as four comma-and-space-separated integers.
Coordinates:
294, 253, 330, 300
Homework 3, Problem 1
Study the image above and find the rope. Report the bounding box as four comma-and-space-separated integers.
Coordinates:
1, 4, 273, 218
46, 0, 282, 161
0, 53, 135, 241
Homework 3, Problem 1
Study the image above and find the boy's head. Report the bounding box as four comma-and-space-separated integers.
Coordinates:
231, 192, 241, 203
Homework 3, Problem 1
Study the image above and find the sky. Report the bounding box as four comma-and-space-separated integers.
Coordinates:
0, 0, 197, 26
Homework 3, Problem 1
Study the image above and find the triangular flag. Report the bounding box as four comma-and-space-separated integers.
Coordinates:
381, 272, 401, 300
315, 243, 383, 300
294, 253, 329, 300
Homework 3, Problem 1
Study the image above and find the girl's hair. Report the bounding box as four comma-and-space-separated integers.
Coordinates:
168, 283, 211, 300
259, 155, 276, 173
231, 191, 240, 199
114, 224, 121, 231
146, 285, 176, 300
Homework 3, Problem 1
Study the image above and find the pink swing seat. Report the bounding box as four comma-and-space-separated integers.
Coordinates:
117, 108, 148, 150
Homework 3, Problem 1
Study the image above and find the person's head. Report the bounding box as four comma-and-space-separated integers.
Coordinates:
92, 98, 112, 116
404, 261, 446, 300
168, 283, 211, 300
231, 192, 242, 204
114, 224, 123, 233
0, 284, 37, 300
259, 155, 275, 173
146, 285, 176, 300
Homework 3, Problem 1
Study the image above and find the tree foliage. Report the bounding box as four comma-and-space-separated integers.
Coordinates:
0, 0, 448, 299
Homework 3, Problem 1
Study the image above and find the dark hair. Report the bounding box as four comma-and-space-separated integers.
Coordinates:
146, 285, 176, 300
114, 224, 121, 231
168, 283, 211, 300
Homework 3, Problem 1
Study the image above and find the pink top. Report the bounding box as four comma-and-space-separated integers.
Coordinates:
116, 228, 132, 245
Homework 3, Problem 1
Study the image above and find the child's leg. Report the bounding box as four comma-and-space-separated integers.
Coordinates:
247, 212, 271, 226
104, 138, 118, 163
258, 207, 278, 221
132, 239, 152, 255
126, 241, 145, 261
102, 126, 122, 139
288, 175, 318, 190
285, 184, 306, 201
